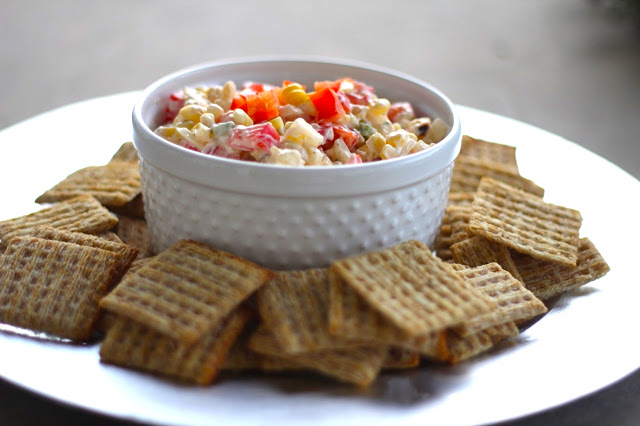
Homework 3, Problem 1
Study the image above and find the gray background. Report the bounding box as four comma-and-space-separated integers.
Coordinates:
0, 0, 639, 425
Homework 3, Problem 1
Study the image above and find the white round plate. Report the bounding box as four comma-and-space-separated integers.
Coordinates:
0, 92, 638, 426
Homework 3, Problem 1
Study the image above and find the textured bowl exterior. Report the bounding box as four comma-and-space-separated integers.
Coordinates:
133, 57, 461, 269
140, 157, 453, 270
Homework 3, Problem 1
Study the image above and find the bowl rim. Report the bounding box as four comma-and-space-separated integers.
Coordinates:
132, 56, 462, 196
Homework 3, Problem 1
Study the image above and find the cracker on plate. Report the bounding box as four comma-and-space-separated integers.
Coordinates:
330, 240, 495, 337
450, 156, 544, 197
115, 216, 153, 258
450, 235, 523, 283
256, 269, 354, 353
35, 162, 141, 208
248, 326, 388, 387
100, 308, 251, 385
100, 240, 272, 343
469, 177, 582, 267
0, 236, 120, 340
459, 135, 519, 174
0, 194, 118, 245
512, 237, 610, 300
452, 263, 547, 336
328, 270, 442, 357
109, 141, 139, 164
30, 225, 138, 280
439, 322, 520, 364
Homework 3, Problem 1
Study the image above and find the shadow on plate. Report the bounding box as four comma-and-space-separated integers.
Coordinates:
218, 335, 536, 407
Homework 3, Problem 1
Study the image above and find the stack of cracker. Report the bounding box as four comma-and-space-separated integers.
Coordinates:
221, 239, 549, 384
0, 137, 611, 389
98, 239, 273, 385
435, 135, 610, 301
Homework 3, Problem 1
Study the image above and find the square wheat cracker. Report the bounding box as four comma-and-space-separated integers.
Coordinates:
35, 162, 141, 208
248, 326, 387, 387
450, 156, 544, 197
434, 224, 454, 261
439, 322, 520, 364
450, 235, 523, 282
0, 194, 118, 245
109, 141, 139, 164
447, 205, 473, 244
100, 308, 250, 385
469, 177, 582, 267
0, 236, 120, 340
31, 225, 138, 279
100, 240, 272, 343
447, 192, 475, 207
512, 237, 610, 300
115, 216, 153, 258
328, 270, 443, 358
330, 240, 495, 337
452, 263, 547, 336
383, 347, 420, 369
256, 269, 355, 354
459, 135, 519, 174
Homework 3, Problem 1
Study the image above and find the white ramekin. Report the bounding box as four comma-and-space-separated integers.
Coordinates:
132, 57, 461, 270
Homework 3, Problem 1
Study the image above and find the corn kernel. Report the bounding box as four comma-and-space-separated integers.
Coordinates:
155, 126, 176, 138
192, 123, 212, 148
282, 83, 309, 106
206, 104, 224, 120
177, 104, 205, 123
366, 133, 386, 154
368, 98, 391, 116
269, 116, 285, 135
176, 120, 195, 130
232, 109, 253, 126
200, 113, 216, 127
265, 146, 305, 166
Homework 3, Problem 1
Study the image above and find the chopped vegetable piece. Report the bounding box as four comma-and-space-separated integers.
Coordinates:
165, 92, 184, 122
388, 102, 415, 123
154, 78, 445, 166
344, 80, 375, 106
308, 88, 346, 122
283, 80, 306, 90
318, 124, 361, 150
230, 95, 247, 112
239, 82, 265, 96
246, 90, 280, 123
228, 122, 281, 154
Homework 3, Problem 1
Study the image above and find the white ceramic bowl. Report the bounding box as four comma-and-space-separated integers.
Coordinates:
132, 57, 462, 270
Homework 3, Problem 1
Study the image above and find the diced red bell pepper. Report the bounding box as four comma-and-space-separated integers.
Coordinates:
317, 124, 360, 151
165, 92, 184, 123
182, 141, 200, 152
344, 79, 375, 106
245, 90, 280, 122
388, 102, 415, 123
346, 154, 363, 165
239, 82, 265, 96
333, 125, 360, 150
335, 90, 352, 113
272, 86, 285, 105
314, 80, 352, 113
308, 88, 346, 122
228, 122, 280, 153
314, 80, 342, 93
231, 95, 247, 111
